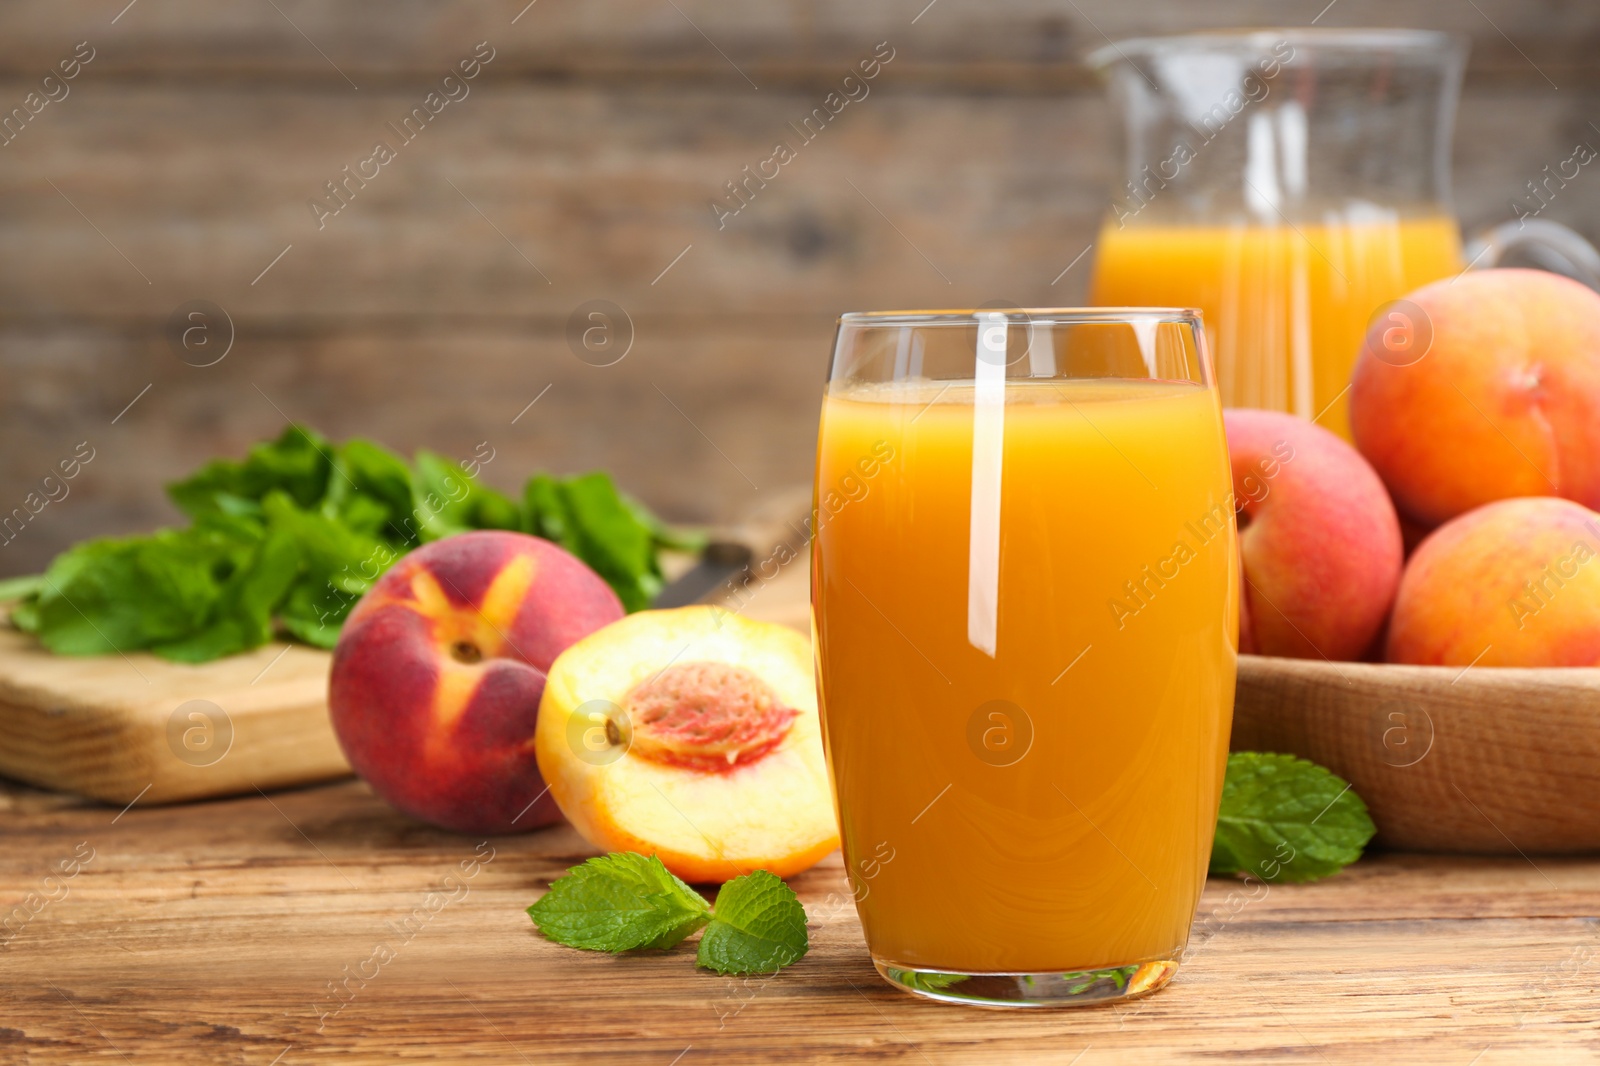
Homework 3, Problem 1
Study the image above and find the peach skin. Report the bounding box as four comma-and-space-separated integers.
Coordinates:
329, 530, 624, 834
1350, 268, 1600, 528
1387, 497, 1600, 667
534, 606, 839, 883
1226, 408, 1403, 661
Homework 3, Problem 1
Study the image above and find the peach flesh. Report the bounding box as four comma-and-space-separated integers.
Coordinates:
624, 661, 799, 772
533, 606, 840, 881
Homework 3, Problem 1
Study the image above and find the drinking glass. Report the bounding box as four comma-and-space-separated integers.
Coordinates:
1086, 29, 1600, 439
811, 309, 1238, 1007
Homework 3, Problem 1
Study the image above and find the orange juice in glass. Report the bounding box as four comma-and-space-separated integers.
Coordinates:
812, 309, 1238, 1006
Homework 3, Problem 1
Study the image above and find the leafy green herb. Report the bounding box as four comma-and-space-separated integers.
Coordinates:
0, 574, 44, 602
1210, 752, 1376, 883
251, 491, 391, 650
7, 425, 695, 662
411, 449, 522, 542
149, 520, 302, 662
526, 853, 711, 952
17, 518, 260, 657
523, 472, 684, 612
527, 858, 809, 976
695, 871, 809, 975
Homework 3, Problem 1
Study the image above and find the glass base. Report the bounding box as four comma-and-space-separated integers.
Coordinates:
873, 957, 1179, 1008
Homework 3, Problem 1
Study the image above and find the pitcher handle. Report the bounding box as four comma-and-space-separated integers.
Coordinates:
1464, 218, 1600, 291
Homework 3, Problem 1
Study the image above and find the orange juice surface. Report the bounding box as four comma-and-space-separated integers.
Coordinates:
1089, 215, 1462, 437
812, 378, 1238, 973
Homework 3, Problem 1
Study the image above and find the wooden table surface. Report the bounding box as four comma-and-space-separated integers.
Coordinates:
4, 769, 1599, 1065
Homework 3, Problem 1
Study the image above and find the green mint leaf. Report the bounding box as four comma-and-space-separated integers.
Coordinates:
523, 472, 672, 612
412, 450, 520, 542
557, 472, 661, 612
10, 596, 41, 633
0, 574, 45, 603
334, 439, 418, 543
622, 491, 707, 555
167, 424, 333, 519
152, 526, 302, 662
22, 521, 257, 655
696, 870, 808, 975
1210, 752, 1376, 883
522, 473, 569, 545
528, 853, 710, 953
261, 492, 394, 648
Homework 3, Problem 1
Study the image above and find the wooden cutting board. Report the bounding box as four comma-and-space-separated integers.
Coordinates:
0, 624, 345, 806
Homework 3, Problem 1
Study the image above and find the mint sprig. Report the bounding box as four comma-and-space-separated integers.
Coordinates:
528, 857, 809, 976
526, 853, 710, 952
1210, 752, 1376, 883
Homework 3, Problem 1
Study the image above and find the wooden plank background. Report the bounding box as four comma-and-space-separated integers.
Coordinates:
3, 0, 1600, 575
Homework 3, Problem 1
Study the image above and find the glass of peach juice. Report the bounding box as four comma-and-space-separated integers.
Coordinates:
812, 309, 1239, 1007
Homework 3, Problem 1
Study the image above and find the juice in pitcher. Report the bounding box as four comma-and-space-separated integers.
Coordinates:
1089, 214, 1462, 437
812, 310, 1238, 1006
1083, 30, 1491, 440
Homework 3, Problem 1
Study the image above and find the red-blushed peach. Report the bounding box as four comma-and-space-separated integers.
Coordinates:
1226, 408, 1403, 661
1387, 497, 1600, 667
1350, 269, 1600, 528
329, 531, 624, 834
534, 606, 839, 883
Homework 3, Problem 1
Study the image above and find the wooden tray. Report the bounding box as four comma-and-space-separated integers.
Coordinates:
1234, 653, 1600, 855
0, 624, 345, 806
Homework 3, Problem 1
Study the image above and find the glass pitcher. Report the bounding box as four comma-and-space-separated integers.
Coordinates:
1086, 29, 1600, 438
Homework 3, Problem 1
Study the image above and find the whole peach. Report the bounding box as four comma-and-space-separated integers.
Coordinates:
1350, 268, 1600, 528
1387, 497, 1600, 667
329, 531, 624, 833
1226, 408, 1403, 661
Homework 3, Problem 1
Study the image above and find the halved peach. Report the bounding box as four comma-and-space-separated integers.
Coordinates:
534, 606, 839, 882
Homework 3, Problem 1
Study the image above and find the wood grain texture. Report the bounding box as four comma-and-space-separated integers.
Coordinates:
2, 87, 1595, 322
0, 624, 347, 806
2, 776, 1598, 1064
0, 0, 1593, 576
1, 0, 1597, 86
2, 0, 1599, 581
1232, 655, 1600, 856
